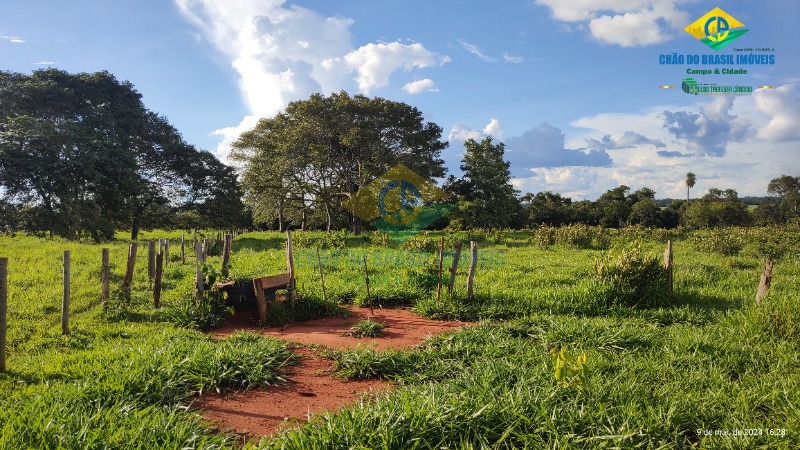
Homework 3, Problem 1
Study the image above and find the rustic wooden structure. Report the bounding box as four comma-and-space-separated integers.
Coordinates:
252, 273, 292, 325
221, 230, 296, 326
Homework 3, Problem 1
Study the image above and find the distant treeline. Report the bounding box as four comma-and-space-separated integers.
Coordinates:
654, 196, 780, 207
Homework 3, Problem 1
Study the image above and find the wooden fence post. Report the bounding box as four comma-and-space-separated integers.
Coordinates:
664, 240, 673, 297
195, 241, 205, 301
286, 230, 295, 300
163, 238, 169, 265
755, 259, 775, 306
222, 233, 232, 275
62, 250, 70, 335
0, 257, 8, 372
202, 238, 208, 261
122, 243, 138, 290
181, 234, 185, 264
101, 248, 110, 307
436, 236, 444, 302
148, 240, 156, 281
316, 248, 328, 303
154, 249, 163, 309
447, 242, 464, 295
467, 241, 478, 301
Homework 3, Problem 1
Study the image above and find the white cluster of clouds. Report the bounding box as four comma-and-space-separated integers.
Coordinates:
452, 83, 800, 199
534, 0, 689, 47
403, 78, 437, 94
174, 0, 449, 159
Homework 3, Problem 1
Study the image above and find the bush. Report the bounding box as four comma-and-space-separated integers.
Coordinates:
592, 240, 669, 308
554, 224, 612, 249
167, 264, 233, 331
690, 228, 745, 256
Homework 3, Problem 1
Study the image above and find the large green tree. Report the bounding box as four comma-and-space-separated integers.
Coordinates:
0, 69, 245, 240
767, 174, 800, 218
684, 188, 751, 228
445, 137, 521, 229
521, 191, 573, 227
231, 91, 448, 232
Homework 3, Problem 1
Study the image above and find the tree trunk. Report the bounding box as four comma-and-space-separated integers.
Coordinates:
131, 219, 140, 241
278, 200, 285, 232
325, 203, 332, 232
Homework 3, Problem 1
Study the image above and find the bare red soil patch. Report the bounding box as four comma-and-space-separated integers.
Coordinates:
196, 306, 467, 439
211, 306, 465, 350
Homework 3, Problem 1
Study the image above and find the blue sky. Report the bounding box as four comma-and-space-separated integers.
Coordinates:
2, 0, 798, 200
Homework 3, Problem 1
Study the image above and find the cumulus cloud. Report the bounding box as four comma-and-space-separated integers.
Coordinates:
174, 0, 449, 157
483, 118, 504, 140
34, 61, 57, 65
211, 114, 261, 164
534, 0, 688, 47
662, 96, 750, 156
447, 118, 504, 143
505, 123, 613, 175
332, 42, 449, 94
448, 124, 486, 143
403, 78, 437, 94
752, 84, 800, 143
585, 131, 665, 150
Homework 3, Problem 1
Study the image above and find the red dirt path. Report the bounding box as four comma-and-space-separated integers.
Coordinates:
195, 307, 467, 440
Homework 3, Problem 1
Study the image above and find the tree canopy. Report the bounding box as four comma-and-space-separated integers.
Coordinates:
231, 91, 448, 232
0, 69, 245, 240
445, 137, 521, 229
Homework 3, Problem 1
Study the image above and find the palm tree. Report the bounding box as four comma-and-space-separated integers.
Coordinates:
685, 172, 696, 212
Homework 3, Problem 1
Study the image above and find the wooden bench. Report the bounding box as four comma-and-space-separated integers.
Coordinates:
253, 272, 293, 325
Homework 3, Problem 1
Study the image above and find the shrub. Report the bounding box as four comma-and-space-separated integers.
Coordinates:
690, 228, 745, 256
167, 263, 233, 331
592, 240, 669, 308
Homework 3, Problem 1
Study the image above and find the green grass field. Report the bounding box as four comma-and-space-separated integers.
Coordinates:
0, 226, 798, 449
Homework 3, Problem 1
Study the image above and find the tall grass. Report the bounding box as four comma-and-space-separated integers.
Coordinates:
1, 227, 798, 449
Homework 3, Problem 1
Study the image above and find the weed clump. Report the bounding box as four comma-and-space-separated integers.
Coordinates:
592, 240, 669, 308
346, 319, 387, 338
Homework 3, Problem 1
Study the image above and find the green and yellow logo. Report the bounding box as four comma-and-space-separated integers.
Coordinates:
684, 7, 748, 51
342, 163, 455, 237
